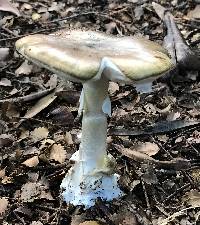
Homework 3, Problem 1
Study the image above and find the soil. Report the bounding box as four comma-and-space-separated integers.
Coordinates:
0, 0, 200, 225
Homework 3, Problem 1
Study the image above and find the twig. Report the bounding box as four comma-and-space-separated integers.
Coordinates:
141, 178, 151, 216
163, 183, 190, 203
160, 206, 200, 225
1, 26, 19, 37
114, 144, 191, 171
43, 11, 98, 24
0, 88, 55, 103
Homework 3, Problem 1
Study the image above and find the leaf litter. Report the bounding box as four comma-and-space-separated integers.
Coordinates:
0, 0, 200, 225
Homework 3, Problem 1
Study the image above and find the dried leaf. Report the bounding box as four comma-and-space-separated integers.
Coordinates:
0, 120, 7, 134
22, 156, 39, 167
15, 61, 33, 76
134, 6, 144, 20
14, 206, 33, 217
79, 222, 100, 225
108, 82, 119, 95
64, 132, 73, 145
183, 190, 200, 207
31, 221, 43, 225
0, 78, 11, 86
56, 89, 79, 105
0, 134, 14, 147
110, 210, 137, 225
187, 131, 200, 144
50, 144, 66, 163
0, 197, 8, 215
0, 0, 20, 16
24, 92, 57, 118
32, 13, 41, 21
152, 2, 165, 20
0, 48, 9, 61
48, 106, 74, 125
20, 178, 53, 202
30, 127, 49, 142
44, 74, 57, 89
160, 206, 200, 225
20, 182, 38, 202
191, 169, 200, 184
0, 167, 6, 178
137, 142, 159, 156
40, 139, 55, 149
5, 103, 20, 118
105, 22, 116, 34
187, 5, 200, 19
19, 129, 30, 140
166, 111, 181, 121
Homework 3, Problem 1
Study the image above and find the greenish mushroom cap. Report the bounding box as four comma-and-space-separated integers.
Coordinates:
15, 30, 173, 82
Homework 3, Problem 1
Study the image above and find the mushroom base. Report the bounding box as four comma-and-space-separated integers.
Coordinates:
60, 161, 123, 208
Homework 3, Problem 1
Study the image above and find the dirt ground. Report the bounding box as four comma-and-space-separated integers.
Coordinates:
0, 0, 200, 225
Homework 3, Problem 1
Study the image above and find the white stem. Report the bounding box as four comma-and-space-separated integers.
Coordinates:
80, 78, 109, 174
61, 76, 123, 208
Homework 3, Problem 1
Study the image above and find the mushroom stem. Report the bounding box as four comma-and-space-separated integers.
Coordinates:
80, 78, 108, 170
61, 76, 123, 207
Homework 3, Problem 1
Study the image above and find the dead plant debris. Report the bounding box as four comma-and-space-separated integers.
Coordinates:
0, 0, 200, 225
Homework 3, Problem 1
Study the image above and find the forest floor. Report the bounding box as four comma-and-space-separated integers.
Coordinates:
0, 0, 200, 225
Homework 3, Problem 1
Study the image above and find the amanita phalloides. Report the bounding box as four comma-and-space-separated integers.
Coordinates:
15, 30, 173, 208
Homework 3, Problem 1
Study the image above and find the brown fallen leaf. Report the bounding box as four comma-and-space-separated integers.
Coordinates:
160, 206, 200, 225
50, 144, 66, 163
14, 206, 33, 218
22, 156, 39, 167
110, 210, 138, 225
79, 221, 101, 225
64, 132, 74, 145
48, 106, 74, 125
0, 78, 11, 86
40, 139, 55, 149
24, 91, 57, 119
0, 197, 8, 216
0, 134, 14, 147
187, 5, 200, 19
15, 61, 33, 76
137, 142, 159, 156
0, 167, 6, 178
0, 120, 7, 134
31, 221, 43, 225
20, 178, 53, 202
30, 127, 49, 142
4, 102, 20, 119
44, 74, 57, 89
191, 169, 200, 184
0, 48, 9, 61
55, 89, 79, 105
20, 182, 38, 202
108, 81, 119, 95
0, 0, 20, 16
183, 190, 200, 207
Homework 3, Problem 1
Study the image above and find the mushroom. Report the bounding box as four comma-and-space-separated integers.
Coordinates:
15, 30, 173, 208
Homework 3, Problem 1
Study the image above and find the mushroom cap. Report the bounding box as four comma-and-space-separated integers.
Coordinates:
16, 30, 173, 82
